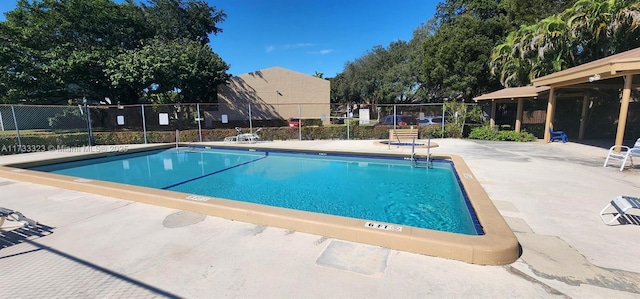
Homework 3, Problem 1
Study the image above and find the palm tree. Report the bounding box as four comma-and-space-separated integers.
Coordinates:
490, 31, 530, 87
490, 0, 640, 87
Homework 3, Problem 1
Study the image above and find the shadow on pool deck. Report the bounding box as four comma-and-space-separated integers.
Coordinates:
0, 223, 53, 250
0, 224, 181, 298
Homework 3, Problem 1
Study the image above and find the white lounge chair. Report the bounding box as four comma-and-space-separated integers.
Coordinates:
603, 138, 640, 171
238, 128, 262, 144
224, 127, 244, 143
600, 195, 640, 225
0, 207, 37, 229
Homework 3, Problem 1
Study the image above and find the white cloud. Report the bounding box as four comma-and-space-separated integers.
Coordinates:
267, 43, 314, 53
293, 43, 314, 48
309, 49, 334, 55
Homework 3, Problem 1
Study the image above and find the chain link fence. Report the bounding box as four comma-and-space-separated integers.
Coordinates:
0, 102, 486, 155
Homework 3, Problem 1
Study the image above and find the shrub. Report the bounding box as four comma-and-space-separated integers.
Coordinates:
468, 126, 498, 140
468, 126, 536, 142
346, 119, 359, 127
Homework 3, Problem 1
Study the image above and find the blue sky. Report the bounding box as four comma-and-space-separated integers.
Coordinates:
0, 0, 436, 78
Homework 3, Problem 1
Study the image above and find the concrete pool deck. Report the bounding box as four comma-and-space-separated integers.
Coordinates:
1, 139, 639, 298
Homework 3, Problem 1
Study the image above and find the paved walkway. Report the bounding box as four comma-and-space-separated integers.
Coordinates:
1, 139, 639, 298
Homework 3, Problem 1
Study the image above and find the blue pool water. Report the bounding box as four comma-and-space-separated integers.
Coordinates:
31, 147, 482, 235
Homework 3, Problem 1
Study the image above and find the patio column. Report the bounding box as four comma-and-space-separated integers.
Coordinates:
543, 87, 556, 142
579, 94, 589, 140
515, 98, 523, 132
490, 100, 496, 129
614, 74, 633, 149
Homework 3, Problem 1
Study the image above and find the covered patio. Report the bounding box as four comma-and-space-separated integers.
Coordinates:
533, 47, 640, 146
474, 47, 640, 146
472, 86, 550, 133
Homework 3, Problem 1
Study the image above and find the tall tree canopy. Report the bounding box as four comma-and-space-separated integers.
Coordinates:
0, 0, 230, 104
331, 40, 423, 105
421, 10, 506, 101
490, 0, 640, 87
331, 0, 573, 103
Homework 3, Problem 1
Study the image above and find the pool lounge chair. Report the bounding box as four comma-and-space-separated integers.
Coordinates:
603, 138, 640, 171
600, 195, 640, 225
0, 207, 38, 229
223, 127, 244, 143
549, 128, 568, 143
238, 128, 262, 144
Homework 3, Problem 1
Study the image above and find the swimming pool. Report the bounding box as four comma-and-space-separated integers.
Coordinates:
0, 144, 519, 265
29, 147, 481, 235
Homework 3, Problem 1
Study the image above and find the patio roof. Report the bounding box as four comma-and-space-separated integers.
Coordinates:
530, 47, 640, 145
473, 86, 551, 101
532, 47, 640, 88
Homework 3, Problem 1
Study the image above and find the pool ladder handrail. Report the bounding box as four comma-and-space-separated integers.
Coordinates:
411, 137, 433, 169
388, 130, 403, 150
175, 129, 179, 150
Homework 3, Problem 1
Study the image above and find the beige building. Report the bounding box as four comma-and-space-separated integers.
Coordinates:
206, 66, 330, 127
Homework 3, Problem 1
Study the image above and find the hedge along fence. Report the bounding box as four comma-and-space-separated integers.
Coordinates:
0, 124, 482, 155
93, 124, 475, 144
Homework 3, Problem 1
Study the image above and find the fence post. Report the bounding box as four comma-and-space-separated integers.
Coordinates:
197, 103, 202, 142
248, 103, 253, 134
86, 104, 94, 146
141, 104, 148, 144
10, 105, 22, 153
346, 105, 350, 140
0, 108, 4, 131
393, 105, 397, 131
298, 104, 302, 141
441, 103, 445, 138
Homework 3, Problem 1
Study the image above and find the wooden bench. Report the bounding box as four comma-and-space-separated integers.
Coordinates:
389, 128, 419, 142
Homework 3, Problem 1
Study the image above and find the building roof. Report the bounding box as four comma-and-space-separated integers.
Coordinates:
532, 47, 640, 88
473, 86, 551, 101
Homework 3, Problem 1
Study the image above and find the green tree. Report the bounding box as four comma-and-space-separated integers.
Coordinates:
0, 0, 148, 103
140, 0, 226, 44
490, 0, 640, 87
331, 41, 422, 105
0, 0, 229, 104
422, 12, 506, 101
106, 38, 230, 104
501, 0, 573, 25
332, 0, 578, 104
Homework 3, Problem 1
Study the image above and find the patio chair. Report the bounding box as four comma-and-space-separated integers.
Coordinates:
223, 127, 244, 143
549, 128, 568, 143
600, 195, 640, 225
238, 128, 262, 144
603, 138, 640, 171
0, 207, 38, 229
